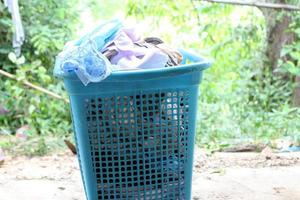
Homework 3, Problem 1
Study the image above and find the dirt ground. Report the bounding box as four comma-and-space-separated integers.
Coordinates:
0, 147, 300, 200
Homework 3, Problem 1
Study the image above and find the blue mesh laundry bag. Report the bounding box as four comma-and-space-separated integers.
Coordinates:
58, 49, 211, 200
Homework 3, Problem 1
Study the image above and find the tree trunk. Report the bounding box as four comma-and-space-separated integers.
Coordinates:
261, 0, 300, 107
261, 0, 294, 72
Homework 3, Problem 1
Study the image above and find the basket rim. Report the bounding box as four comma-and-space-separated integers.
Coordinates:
56, 49, 212, 82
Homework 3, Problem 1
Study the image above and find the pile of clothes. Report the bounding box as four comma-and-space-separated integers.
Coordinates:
54, 19, 183, 85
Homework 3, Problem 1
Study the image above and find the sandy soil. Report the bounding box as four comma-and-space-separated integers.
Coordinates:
0, 148, 300, 200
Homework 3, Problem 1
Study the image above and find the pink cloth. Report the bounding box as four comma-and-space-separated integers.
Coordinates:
102, 28, 168, 70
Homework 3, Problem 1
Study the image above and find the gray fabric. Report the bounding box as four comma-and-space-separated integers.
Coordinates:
144, 37, 164, 45
4, 0, 25, 56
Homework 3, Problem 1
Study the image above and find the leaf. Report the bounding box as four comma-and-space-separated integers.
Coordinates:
295, 42, 300, 51
280, 47, 292, 57
16, 56, 26, 65
38, 66, 47, 74
295, 28, 300, 37
28, 105, 36, 114
289, 67, 300, 76
0, 47, 11, 54
290, 51, 300, 61
283, 61, 300, 76
0, 18, 12, 27
8, 52, 17, 63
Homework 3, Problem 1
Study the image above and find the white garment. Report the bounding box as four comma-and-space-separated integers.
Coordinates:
4, 0, 25, 56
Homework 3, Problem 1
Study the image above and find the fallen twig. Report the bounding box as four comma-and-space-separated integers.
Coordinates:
64, 140, 77, 155
220, 143, 266, 153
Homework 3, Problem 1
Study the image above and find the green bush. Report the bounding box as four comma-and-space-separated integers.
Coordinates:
125, 0, 300, 149
1, 0, 299, 153
0, 0, 79, 136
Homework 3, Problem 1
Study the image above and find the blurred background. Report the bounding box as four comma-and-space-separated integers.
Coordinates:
1, 0, 300, 156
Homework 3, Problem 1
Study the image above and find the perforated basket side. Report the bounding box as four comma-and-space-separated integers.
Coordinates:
82, 88, 196, 200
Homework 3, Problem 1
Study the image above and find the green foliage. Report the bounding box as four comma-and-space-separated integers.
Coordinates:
280, 14, 300, 76
1, 1, 78, 70
1, 0, 300, 155
126, 0, 300, 149
0, 135, 67, 156
87, 0, 126, 20
0, 0, 79, 137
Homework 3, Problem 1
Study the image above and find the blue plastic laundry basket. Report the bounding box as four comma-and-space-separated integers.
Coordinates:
61, 50, 211, 200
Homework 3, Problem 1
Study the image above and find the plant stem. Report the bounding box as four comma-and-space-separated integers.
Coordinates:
0, 69, 69, 104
